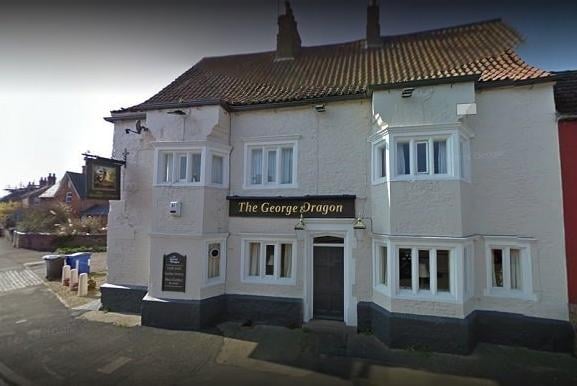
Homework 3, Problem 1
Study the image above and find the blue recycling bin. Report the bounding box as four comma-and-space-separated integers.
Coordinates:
65, 252, 91, 274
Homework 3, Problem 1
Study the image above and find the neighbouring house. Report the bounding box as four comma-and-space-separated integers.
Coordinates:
1, 174, 57, 207
101, 1, 574, 354
40, 170, 109, 222
555, 70, 577, 327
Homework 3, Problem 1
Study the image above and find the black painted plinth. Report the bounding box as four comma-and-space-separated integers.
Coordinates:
100, 284, 148, 314
139, 294, 303, 331
141, 295, 226, 330
357, 302, 575, 354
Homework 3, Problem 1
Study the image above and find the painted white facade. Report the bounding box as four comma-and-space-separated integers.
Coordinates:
106, 81, 569, 324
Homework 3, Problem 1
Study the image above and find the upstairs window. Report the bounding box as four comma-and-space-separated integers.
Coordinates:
246, 142, 296, 188
157, 150, 203, 185
65, 191, 73, 204
372, 140, 388, 183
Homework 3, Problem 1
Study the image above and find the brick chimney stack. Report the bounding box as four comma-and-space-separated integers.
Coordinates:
275, 1, 302, 61
47, 173, 56, 186
366, 0, 383, 48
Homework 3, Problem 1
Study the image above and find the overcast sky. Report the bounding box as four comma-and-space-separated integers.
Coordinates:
1, 0, 576, 195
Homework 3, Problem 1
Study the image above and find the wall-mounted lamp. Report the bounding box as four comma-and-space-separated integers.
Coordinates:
353, 216, 367, 241
167, 110, 187, 115
314, 104, 326, 112
401, 88, 415, 98
125, 120, 149, 135
294, 214, 306, 240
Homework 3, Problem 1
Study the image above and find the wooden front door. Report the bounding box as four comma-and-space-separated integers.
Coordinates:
313, 245, 344, 320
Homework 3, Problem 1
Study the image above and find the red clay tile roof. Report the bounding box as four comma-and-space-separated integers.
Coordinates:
554, 71, 577, 115
121, 19, 551, 112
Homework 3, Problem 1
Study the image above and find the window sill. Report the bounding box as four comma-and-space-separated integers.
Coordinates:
394, 289, 457, 303
154, 183, 204, 187
242, 277, 296, 286
203, 279, 225, 287
373, 284, 390, 296
483, 288, 538, 301
242, 184, 298, 190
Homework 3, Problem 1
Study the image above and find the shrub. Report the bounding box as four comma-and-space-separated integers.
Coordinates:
16, 203, 71, 233
0, 202, 21, 228
55, 245, 107, 254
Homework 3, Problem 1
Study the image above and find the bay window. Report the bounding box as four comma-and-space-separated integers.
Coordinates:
156, 146, 229, 187
397, 246, 454, 296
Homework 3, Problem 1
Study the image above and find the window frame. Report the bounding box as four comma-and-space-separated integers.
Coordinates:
373, 239, 391, 295
484, 238, 536, 300
240, 237, 297, 285
64, 191, 73, 204
394, 245, 456, 300
155, 147, 205, 186
204, 238, 227, 286
243, 140, 298, 189
154, 144, 230, 188
371, 139, 388, 184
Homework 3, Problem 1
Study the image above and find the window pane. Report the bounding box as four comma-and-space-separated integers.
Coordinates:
416, 142, 428, 173
208, 243, 220, 279
396, 142, 410, 175
265, 245, 275, 276
267, 150, 277, 183
162, 153, 173, 182
399, 248, 412, 289
280, 147, 293, 184
280, 244, 292, 278
492, 249, 503, 287
179, 155, 187, 181
250, 148, 263, 184
510, 248, 522, 290
211, 155, 223, 184
379, 145, 387, 177
380, 246, 388, 286
418, 250, 430, 290
191, 153, 202, 182
437, 250, 450, 292
248, 242, 260, 276
434, 140, 448, 174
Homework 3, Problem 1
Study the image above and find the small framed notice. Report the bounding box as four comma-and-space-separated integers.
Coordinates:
162, 253, 187, 292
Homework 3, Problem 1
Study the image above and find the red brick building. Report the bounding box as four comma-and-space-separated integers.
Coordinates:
555, 70, 577, 322
40, 171, 109, 220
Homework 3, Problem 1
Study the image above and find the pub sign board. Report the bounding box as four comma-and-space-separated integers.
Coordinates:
227, 195, 356, 218
162, 253, 187, 292
85, 157, 122, 200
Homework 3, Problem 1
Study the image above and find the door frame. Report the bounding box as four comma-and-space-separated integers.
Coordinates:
303, 219, 357, 326
313, 239, 345, 321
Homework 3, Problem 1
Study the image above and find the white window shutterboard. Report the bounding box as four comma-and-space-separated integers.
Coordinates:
244, 140, 298, 189
241, 238, 297, 284
369, 125, 472, 184
155, 145, 230, 187
484, 237, 536, 300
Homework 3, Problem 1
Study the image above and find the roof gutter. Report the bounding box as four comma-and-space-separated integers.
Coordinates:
476, 75, 557, 90
103, 112, 146, 123
369, 75, 480, 91
226, 93, 369, 112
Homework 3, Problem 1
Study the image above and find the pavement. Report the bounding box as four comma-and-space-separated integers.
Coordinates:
1, 237, 577, 386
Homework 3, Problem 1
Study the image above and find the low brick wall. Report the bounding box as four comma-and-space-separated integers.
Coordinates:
12, 231, 106, 252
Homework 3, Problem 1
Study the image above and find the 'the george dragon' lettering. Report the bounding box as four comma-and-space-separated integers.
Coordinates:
229, 196, 355, 218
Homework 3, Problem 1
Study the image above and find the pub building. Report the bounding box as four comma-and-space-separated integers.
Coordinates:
102, 1, 574, 354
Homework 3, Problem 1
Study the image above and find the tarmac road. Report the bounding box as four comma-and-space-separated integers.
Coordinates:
1, 238, 577, 386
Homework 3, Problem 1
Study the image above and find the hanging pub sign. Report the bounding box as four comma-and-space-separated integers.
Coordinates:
84, 154, 123, 200
162, 253, 187, 292
227, 195, 356, 218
